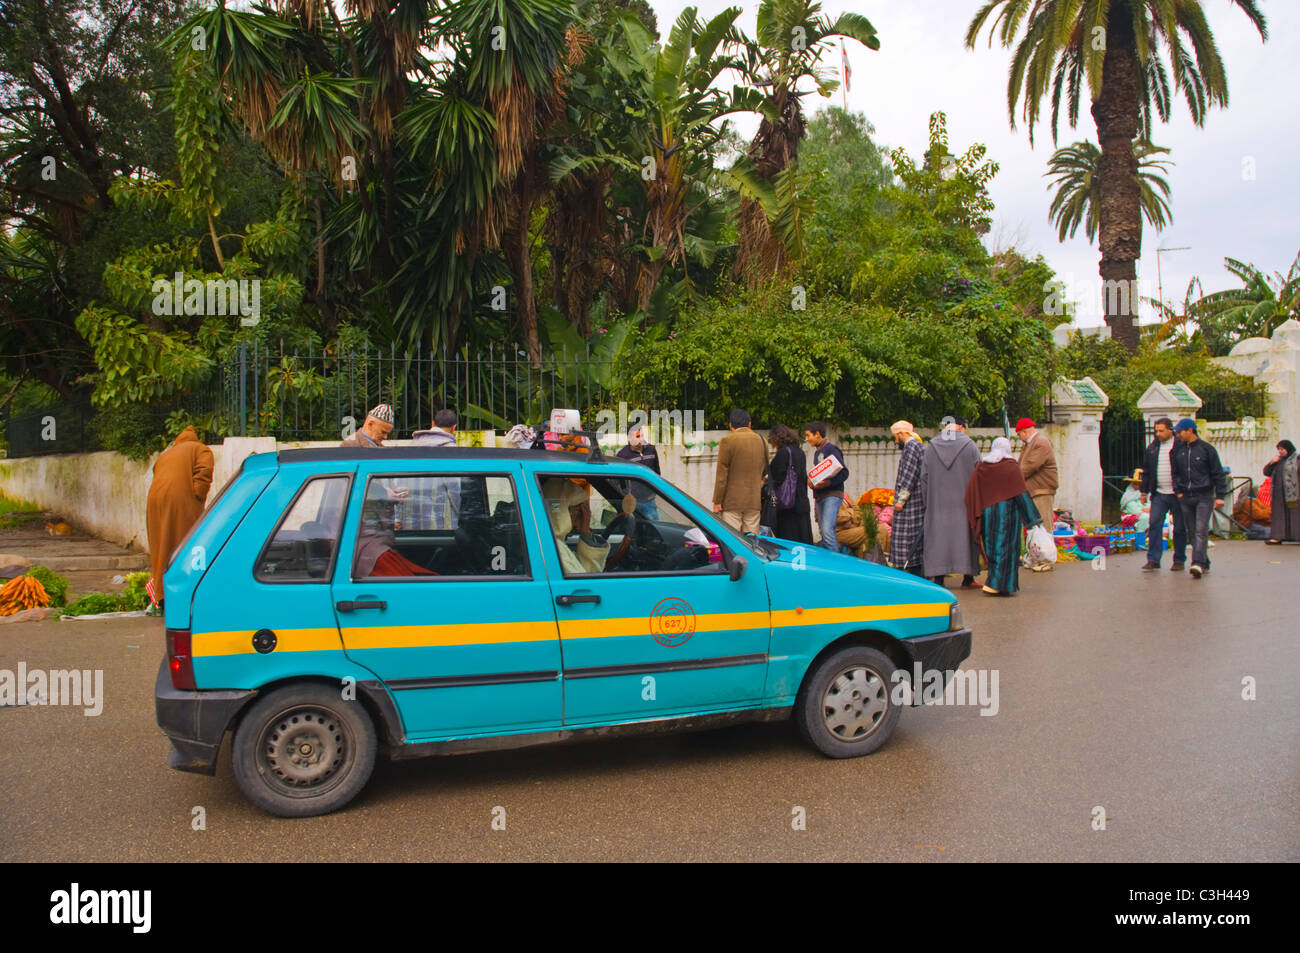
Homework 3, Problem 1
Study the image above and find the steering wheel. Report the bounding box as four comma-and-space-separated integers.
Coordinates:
604, 494, 665, 571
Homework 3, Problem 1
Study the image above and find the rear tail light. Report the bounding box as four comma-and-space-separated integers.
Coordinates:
167, 628, 196, 691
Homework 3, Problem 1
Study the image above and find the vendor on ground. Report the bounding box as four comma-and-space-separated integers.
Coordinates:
1119, 468, 1152, 533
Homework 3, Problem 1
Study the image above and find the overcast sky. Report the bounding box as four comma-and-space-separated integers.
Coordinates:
648, 0, 1300, 328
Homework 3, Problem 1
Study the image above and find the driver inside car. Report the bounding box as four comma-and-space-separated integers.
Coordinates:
541, 477, 610, 574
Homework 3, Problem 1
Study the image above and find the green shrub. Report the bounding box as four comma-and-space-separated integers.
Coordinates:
62, 593, 126, 616
119, 572, 153, 611
24, 566, 70, 607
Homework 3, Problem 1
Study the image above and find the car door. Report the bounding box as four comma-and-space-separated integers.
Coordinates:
331, 459, 562, 741
531, 468, 771, 726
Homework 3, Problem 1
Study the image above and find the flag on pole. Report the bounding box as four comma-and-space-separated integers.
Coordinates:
145, 576, 160, 608
841, 41, 851, 107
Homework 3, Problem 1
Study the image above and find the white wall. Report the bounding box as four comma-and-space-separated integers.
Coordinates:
0, 428, 1037, 554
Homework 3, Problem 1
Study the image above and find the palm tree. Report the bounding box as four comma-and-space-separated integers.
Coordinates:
966, 0, 1267, 352
436, 0, 580, 365
1148, 275, 1203, 347
732, 0, 878, 286
1046, 139, 1172, 243
1190, 254, 1300, 353
610, 6, 754, 310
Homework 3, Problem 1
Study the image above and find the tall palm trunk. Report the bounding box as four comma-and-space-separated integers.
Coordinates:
734, 87, 803, 287
1091, 3, 1142, 353
504, 170, 542, 366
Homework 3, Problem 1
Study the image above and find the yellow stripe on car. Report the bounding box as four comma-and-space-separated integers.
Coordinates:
190, 603, 949, 657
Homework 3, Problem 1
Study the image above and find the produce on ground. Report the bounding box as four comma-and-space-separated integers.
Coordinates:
0, 575, 51, 615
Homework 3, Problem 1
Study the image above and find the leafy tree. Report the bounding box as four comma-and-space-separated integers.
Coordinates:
729, 0, 879, 286
0, 0, 192, 393
966, 0, 1269, 353
1046, 139, 1172, 243
1057, 334, 1264, 420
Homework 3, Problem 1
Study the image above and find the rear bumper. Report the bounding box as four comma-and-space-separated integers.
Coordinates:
154, 658, 257, 775
899, 627, 973, 702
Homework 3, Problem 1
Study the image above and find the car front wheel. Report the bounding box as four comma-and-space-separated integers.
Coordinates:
795, 646, 901, 758
231, 684, 377, 817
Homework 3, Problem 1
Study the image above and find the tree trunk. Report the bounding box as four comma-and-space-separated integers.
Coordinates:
733, 88, 804, 288
504, 173, 541, 366
1091, 3, 1142, 353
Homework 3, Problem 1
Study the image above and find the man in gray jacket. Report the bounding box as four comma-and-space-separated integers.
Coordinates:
412, 409, 458, 448
410, 409, 459, 528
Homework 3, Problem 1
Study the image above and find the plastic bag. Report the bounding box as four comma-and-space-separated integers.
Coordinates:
1026, 525, 1059, 567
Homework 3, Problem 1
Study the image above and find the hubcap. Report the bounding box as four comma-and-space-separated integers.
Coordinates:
259, 707, 349, 793
821, 666, 888, 742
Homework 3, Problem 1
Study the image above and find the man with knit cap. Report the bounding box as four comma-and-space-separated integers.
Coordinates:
889, 420, 926, 576
1015, 417, 1058, 529
1172, 417, 1226, 579
341, 404, 395, 448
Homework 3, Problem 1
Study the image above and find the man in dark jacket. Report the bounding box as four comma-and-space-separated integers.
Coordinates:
616, 422, 662, 519
805, 420, 848, 552
1172, 418, 1227, 578
1138, 417, 1188, 571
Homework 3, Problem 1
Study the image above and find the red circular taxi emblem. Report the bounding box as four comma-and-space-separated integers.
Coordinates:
650, 597, 696, 648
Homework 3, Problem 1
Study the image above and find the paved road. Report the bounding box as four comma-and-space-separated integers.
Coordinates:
2, 541, 1297, 862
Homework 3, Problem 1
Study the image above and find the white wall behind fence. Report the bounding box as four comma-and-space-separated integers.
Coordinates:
0, 428, 1033, 554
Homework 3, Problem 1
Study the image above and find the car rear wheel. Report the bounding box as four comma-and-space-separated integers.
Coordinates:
231, 684, 376, 817
795, 646, 900, 758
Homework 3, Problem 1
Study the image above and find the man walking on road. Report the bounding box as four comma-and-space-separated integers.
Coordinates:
889, 420, 926, 576
146, 426, 214, 607
1139, 417, 1188, 571
713, 408, 768, 535
1015, 418, 1058, 530
1172, 418, 1226, 579
923, 417, 982, 588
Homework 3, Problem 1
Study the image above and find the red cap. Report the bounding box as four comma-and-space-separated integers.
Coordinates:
1014, 417, 1035, 432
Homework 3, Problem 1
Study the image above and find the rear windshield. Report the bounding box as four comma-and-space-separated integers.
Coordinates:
164, 458, 242, 572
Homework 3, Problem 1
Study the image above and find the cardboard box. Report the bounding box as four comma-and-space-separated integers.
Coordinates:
808, 455, 844, 487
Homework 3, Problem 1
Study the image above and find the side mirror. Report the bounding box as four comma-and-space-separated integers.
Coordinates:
729, 555, 747, 582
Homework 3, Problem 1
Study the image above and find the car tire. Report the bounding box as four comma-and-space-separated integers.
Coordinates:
231, 683, 377, 818
795, 646, 900, 758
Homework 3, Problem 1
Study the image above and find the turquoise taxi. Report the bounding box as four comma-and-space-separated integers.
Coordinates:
155, 437, 972, 816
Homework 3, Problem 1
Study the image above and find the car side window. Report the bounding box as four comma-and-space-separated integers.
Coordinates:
538, 474, 726, 576
255, 476, 350, 582
353, 473, 529, 580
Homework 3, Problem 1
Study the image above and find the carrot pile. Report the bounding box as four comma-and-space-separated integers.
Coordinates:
0, 576, 50, 615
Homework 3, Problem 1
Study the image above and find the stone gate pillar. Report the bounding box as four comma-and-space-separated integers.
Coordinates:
1136, 380, 1202, 431
1049, 377, 1110, 522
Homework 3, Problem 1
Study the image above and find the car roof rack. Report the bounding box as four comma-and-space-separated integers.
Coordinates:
528, 424, 607, 463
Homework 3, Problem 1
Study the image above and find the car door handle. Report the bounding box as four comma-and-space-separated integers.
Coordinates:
336, 600, 387, 612
556, 593, 600, 606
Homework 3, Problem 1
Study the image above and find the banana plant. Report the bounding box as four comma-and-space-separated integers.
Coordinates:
609, 6, 759, 309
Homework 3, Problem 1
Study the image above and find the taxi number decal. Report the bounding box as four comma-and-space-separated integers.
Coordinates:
650, 597, 696, 648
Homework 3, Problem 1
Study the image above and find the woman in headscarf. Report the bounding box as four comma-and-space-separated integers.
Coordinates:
1263, 439, 1299, 543
965, 437, 1043, 596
